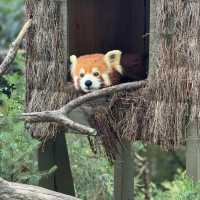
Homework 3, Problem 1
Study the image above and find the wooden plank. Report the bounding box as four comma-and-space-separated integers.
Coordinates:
38, 139, 55, 190
54, 133, 75, 195
186, 122, 200, 181
114, 140, 134, 200
149, 0, 157, 75
38, 133, 75, 195
38, 1, 75, 195
113, 0, 149, 199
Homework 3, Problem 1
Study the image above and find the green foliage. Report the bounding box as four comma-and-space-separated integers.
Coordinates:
0, 0, 24, 48
0, 52, 42, 185
66, 135, 113, 200
153, 171, 200, 200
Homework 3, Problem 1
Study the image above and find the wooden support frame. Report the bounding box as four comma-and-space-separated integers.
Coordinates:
114, 140, 134, 200
38, 132, 75, 195
113, 1, 150, 199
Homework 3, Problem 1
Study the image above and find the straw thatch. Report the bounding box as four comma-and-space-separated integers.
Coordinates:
25, 0, 79, 138
92, 0, 200, 157
25, 0, 200, 160
125, 0, 200, 150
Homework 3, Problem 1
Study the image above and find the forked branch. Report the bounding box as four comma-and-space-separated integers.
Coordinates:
0, 19, 32, 75
21, 81, 146, 136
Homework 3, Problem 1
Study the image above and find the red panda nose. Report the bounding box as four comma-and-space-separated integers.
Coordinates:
85, 80, 92, 87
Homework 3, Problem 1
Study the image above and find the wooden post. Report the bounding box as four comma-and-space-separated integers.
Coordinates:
114, 140, 134, 200
38, 133, 75, 195
113, 0, 150, 199
186, 122, 200, 181
149, 0, 157, 75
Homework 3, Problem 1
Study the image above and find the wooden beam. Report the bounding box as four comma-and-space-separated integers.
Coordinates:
0, 177, 79, 200
114, 140, 134, 200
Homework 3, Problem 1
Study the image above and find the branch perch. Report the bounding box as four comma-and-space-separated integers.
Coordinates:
0, 19, 32, 75
22, 81, 146, 136
0, 177, 79, 200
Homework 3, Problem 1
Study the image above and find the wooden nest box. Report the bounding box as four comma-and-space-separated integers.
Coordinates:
65, 0, 150, 159
67, 0, 149, 80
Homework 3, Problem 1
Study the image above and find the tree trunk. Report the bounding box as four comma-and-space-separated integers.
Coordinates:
0, 178, 79, 200
25, 0, 75, 195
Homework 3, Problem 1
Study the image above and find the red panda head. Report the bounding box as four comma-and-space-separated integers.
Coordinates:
70, 50, 123, 92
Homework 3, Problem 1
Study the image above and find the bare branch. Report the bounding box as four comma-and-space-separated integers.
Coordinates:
0, 177, 80, 200
21, 111, 96, 136
22, 81, 146, 136
0, 19, 32, 75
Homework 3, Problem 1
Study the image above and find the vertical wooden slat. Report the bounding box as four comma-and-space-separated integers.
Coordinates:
38, 140, 55, 190
54, 133, 75, 195
186, 123, 200, 181
113, 0, 149, 199
38, 133, 75, 195
114, 140, 134, 200
62, 0, 69, 81
149, 0, 157, 76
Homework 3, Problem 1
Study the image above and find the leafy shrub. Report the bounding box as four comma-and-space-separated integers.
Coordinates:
0, 0, 24, 48
0, 52, 42, 185
152, 171, 200, 200
66, 135, 113, 200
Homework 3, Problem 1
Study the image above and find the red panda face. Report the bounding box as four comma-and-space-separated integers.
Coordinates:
70, 50, 123, 93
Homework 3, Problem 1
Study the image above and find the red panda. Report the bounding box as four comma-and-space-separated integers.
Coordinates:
70, 50, 123, 92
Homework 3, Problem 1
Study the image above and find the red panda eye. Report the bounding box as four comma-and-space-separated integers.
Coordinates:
80, 73, 84, 78
93, 72, 99, 77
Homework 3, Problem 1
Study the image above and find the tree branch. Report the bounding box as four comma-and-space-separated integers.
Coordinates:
21, 81, 146, 136
0, 177, 80, 200
0, 19, 32, 76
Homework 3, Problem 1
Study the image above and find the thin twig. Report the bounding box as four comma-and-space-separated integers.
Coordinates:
0, 19, 32, 75
21, 81, 147, 136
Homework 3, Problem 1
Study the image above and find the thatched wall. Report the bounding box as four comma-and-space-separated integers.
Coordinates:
25, 0, 200, 160
93, 0, 200, 156
25, 0, 79, 138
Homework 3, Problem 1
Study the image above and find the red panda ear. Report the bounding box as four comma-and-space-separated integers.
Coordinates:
70, 55, 78, 75
70, 55, 80, 90
70, 55, 78, 67
104, 50, 123, 74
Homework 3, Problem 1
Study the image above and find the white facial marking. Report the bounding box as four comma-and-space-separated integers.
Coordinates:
80, 74, 102, 93
74, 76, 79, 90
92, 67, 98, 73
80, 68, 85, 74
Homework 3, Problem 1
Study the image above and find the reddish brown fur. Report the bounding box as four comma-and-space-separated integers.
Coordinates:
72, 54, 108, 76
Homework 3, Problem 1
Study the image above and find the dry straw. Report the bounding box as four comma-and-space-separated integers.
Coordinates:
93, 0, 200, 158
26, 0, 200, 159
123, 0, 200, 150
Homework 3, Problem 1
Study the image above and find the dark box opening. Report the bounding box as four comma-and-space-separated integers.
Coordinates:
68, 0, 149, 81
